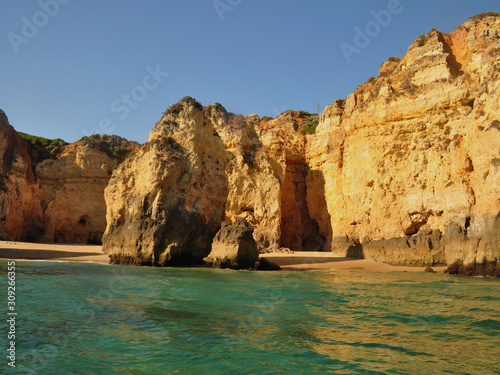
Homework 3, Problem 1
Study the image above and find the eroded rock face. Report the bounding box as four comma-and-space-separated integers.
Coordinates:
0, 113, 137, 244
101, 99, 324, 264
36, 136, 139, 244
443, 213, 500, 276
259, 111, 328, 252
204, 219, 259, 269
103, 99, 229, 265
210, 109, 283, 251
305, 14, 500, 269
103, 15, 500, 270
4, 15, 499, 273
0, 110, 42, 241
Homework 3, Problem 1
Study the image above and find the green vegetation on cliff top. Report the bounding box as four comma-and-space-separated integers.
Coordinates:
80, 134, 131, 160
298, 111, 319, 135
18, 132, 68, 147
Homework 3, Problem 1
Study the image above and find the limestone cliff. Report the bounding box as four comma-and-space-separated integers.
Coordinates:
306, 13, 500, 271
2, 14, 499, 274
103, 98, 229, 265
36, 135, 139, 244
103, 14, 500, 273
0, 110, 42, 241
102, 99, 324, 265
0, 115, 138, 244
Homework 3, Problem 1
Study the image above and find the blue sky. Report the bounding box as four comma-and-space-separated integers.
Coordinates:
1, 0, 498, 144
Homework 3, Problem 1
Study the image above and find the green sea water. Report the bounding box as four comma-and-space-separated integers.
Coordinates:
0, 260, 499, 375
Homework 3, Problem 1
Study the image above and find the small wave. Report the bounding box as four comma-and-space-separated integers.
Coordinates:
470, 319, 500, 330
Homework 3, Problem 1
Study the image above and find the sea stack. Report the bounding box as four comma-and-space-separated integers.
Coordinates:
102, 97, 229, 265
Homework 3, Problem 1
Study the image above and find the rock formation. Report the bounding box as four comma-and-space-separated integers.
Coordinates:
102, 98, 229, 265
305, 13, 500, 275
0, 110, 43, 241
2, 14, 500, 275
35, 135, 139, 244
204, 219, 260, 269
102, 98, 324, 265
210, 107, 283, 251
0, 114, 138, 244
103, 14, 500, 274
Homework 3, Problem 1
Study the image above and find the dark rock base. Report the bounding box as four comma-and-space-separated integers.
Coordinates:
254, 257, 281, 271
205, 256, 281, 271
445, 260, 500, 277
333, 230, 446, 267
109, 253, 205, 267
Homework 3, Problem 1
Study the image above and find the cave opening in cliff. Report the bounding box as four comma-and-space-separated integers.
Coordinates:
78, 216, 90, 226
280, 163, 326, 251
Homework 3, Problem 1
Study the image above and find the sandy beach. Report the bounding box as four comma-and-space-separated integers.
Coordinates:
0, 242, 446, 272
0, 241, 110, 264
261, 251, 448, 273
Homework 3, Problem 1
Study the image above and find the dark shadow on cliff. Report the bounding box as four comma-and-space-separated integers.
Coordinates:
280, 162, 330, 251
346, 244, 364, 259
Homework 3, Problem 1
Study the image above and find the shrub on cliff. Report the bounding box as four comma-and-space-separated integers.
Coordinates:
80, 134, 129, 160
166, 96, 203, 115
470, 12, 500, 22
181, 96, 203, 109
417, 34, 428, 47
212, 102, 227, 113
18, 132, 67, 147
80, 134, 100, 146
299, 113, 319, 135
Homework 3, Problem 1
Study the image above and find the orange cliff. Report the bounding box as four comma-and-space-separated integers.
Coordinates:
0, 111, 139, 244
306, 13, 500, 269
103, 14, 500, 275
2, 13, 500, 275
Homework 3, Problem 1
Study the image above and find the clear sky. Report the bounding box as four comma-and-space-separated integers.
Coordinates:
1, 0, 498, 144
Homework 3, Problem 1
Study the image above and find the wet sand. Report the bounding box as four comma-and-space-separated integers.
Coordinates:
0, 243, 447, 272
261, 251, 448, 273
0, 241, 110, 264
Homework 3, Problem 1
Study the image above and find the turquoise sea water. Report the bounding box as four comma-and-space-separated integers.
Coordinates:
0, 260, 499, 375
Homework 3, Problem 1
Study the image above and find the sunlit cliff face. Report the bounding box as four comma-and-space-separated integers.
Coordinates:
1, 15, 499, 271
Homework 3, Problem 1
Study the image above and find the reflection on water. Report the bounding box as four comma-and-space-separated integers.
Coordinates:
306, 273, 500, 374
0, 260, 498, 374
